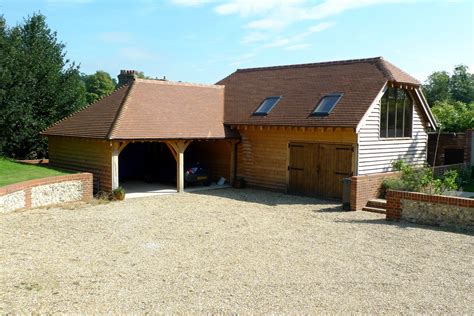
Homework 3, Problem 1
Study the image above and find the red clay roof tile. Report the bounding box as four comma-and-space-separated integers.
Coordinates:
218, 57, 419, 128
43, 79, 238, 140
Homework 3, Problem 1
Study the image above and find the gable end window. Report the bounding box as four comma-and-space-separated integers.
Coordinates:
253, 96, 282, 116
312, 93, 343, 116
380, 87, 413, 138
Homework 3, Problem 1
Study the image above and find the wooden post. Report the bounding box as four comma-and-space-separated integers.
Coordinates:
111, 141, 128, 190
166, 140, 192, 193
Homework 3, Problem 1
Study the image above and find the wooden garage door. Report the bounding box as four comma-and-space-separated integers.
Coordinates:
288, 142, 353, 199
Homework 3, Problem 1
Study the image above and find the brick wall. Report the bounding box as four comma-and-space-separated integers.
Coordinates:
386, 190, 474, 228
350, 172, 399, 211
0, 173, 93, 213
427, 132, 471, 166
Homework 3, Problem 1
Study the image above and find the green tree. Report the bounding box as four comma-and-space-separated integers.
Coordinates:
83, 71, 117, 104
0, 14, 86, 159
449, 65, 474, 104
423, 65, 474, 105
431, 100, 474, 132
136, 71, 158, 80
423, 71, 450, 105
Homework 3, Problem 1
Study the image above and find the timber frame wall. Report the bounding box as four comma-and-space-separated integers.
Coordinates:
48, 136, 113, 192
232, 125, 357, 192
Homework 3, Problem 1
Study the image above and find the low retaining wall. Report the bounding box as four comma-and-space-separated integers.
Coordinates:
386, 190, 474, 230
350, 172, 400, 211
0, 173, 93, 213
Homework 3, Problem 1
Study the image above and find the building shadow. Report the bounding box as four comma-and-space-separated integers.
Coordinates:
189, 187, 343, 207
335, 217, 474, 236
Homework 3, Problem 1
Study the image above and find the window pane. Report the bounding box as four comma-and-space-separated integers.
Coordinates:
387, 88, 397, 137
380, 93, 388, 138
396, 90, 406, 137
380, 87, 414, 138
255, 97, 280, 114
313, 94, 342, 115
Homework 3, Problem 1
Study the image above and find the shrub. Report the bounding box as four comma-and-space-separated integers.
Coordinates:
383, 160, 459, 195
112, 186, 126, 201
381, 178, 408, 198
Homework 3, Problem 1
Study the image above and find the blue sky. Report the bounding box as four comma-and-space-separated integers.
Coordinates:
1, 0, 473, 84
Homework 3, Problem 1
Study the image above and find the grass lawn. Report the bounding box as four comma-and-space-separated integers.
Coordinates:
0, 158, 73, 187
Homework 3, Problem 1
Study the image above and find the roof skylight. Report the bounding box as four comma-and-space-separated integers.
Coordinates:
253, 96, 282, 116
312, 93, 343, 116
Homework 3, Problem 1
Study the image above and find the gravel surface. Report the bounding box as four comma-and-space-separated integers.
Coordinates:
1, 188, 473, 313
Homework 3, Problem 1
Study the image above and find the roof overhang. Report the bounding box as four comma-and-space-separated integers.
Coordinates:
413, 87, 439, 130
356, 81, 439, 133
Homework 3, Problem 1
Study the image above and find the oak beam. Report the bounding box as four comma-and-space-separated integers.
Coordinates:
165, 140, 192, 193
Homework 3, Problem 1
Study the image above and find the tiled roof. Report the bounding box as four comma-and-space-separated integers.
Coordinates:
42, 83, 132, 138
218, 57, 420, 128
43, 79, 238, 140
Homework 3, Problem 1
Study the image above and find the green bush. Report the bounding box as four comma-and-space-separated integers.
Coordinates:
112, 186, 126, 201
383, 160, 459, 195
381, 178, 408, 198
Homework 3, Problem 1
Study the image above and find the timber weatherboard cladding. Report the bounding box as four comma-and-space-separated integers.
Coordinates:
357, 96, 428, 175
235, 126, 357, 192
48, 136, 113, 191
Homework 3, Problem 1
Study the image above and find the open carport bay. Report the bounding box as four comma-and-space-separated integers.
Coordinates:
118, 140, 233, 192
1, 189, 473, 313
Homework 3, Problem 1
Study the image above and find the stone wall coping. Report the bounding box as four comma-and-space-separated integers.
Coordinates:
0, 173, 93, 196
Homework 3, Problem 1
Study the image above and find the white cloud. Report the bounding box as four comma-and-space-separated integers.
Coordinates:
241, 32, 268, 44
98, 32, 133, 44
214, 0, 418, 31
265, 38, 291, 48
307, 21, 336, 33
170, 0, 433, 60
215, 0, 304, 16
44, 0, 93, 4
229, 53, 255, 66
262, 22, 336, 49
284, 43, 311, 51
171, 0, 211, 6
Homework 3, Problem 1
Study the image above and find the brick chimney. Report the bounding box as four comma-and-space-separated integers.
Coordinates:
117, 70, 139, 86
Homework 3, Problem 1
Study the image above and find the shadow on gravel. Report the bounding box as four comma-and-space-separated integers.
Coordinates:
189, 187, 342, 207
336, 218, 474, 236
312, 206, 344, 213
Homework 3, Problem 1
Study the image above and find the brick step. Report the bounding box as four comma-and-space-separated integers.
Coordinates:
366, 198, 387, 210
362, 206, 387, 214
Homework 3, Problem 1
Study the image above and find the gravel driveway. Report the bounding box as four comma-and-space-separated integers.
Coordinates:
1, 188, 473, 313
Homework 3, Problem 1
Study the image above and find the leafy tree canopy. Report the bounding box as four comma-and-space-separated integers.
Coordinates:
0, 13, 86, 159
431, 100, 474, 132
136, 71, 160, 80
423, 65, 474, 132
83, 71, 116, 104
423, 64, 474, 105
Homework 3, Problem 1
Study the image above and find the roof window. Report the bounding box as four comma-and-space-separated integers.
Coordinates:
253, 96, 282, 116
312, 93, 343, 116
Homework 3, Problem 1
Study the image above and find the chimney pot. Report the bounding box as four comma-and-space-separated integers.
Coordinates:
118, 69, 139, 86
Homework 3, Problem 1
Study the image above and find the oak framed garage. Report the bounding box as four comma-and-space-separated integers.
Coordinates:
43, 73, 240, 193
43, 57, 438, 209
